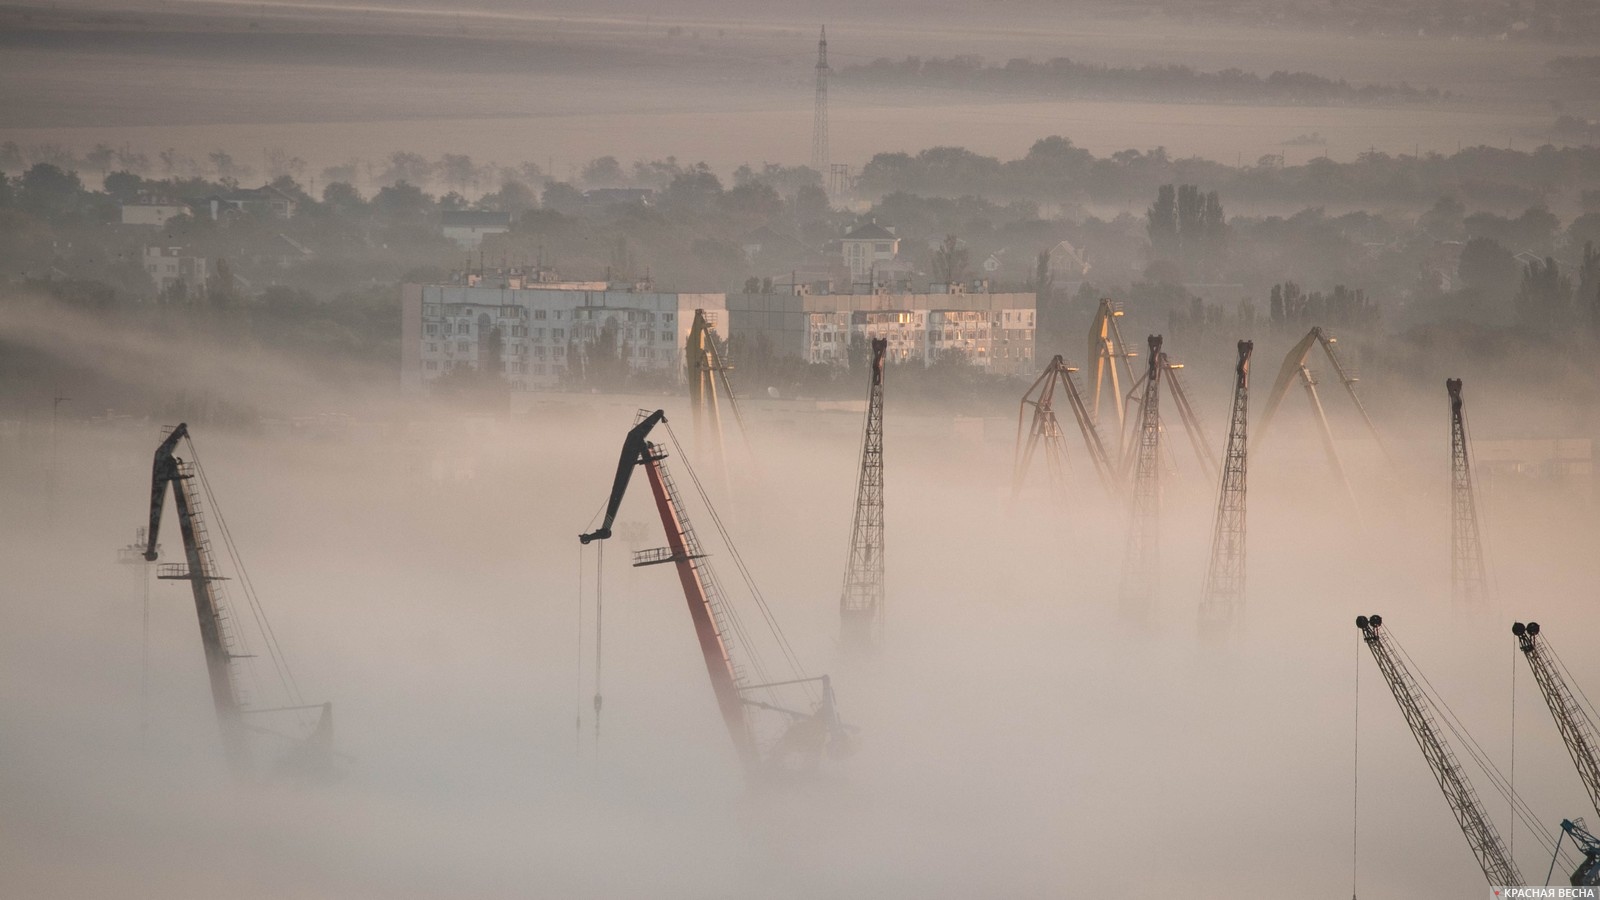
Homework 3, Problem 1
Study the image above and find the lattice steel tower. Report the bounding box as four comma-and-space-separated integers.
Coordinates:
1200, 340, 1252, 628
1119, 335, 1164, 619
812, 27, 830, 176
1448, 378, 1488, 605
840, 338, 886, 656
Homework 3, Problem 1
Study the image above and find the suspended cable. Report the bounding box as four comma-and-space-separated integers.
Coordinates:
186, 438, 305, 725
1389, 628, 1575, 867
661, 421, 813, 705
1353, 631, 1361, 900
594, 540, 604, 774
1511, 638, 1517, 863
575, 542, 585, 758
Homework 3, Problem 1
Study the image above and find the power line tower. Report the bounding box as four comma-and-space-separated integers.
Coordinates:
840, 338, 886, 656
1199, 340, 1252, 629
812, 27, 830, 177
1119, 334, 1164, 620
1448, 378, 1489, 605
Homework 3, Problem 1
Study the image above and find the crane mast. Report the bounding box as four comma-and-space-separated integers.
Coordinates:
143, 423, 250, 777
1450, 378, 1489, 605
1513, 622, 1600, 818
1199, 340, 1251, 628
1118, 334, 1164, 618
581, 411, 758, 773
840, 338, 886, 656
1356, 614, 1523, 888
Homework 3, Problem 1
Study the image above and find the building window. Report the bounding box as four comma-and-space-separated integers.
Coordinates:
427, 342, 438, 352
458, 342, 469, 352
425, 361, 438, 371
534, 309, 546, 320
425, 324, 437, 335
553, 328, 565, 340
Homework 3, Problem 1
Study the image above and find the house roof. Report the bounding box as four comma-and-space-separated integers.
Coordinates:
843, 222, 896, 241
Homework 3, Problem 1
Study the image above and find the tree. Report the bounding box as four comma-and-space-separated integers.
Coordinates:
1457, 237, 1518, 298
1146, 184, 1178, 259
206, 258, 238, 309
793, 183, 830, 222
322, 181, 365, 214
1034, 249, 1053, 299
581, 156, 625, 187
372, 180, 430, 218
18, 163, 84, 217
1514, 257, 1573, 332
1578, 242, 1600, 339
934, 234, 968, 284
104, 170, 143, 202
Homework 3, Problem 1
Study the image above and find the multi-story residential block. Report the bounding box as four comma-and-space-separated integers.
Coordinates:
400, 271, 726, 391
731, 288, 1037, 376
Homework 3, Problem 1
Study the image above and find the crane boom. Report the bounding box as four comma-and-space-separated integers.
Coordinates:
1557, 819, 1600, 887
1356, 614, 1523, 888
143, 423, 250, 777
1255, 326, 1388, 462
1013, 354, 1117, 499
580, 411, 758, 773
1514, 622, 1600, 819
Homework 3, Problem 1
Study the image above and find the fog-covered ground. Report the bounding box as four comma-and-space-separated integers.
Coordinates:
1, 305, 1596, 898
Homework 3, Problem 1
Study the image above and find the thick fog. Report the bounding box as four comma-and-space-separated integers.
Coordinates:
2, 302, 1596, 898
4, 0, 1600, 897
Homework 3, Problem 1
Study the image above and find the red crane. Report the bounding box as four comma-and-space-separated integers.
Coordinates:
581, 410, 850, 779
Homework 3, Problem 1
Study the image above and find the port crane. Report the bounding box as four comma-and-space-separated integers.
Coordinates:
144, 423, 333, 780
1198, 340, 1252, 628
1087, 298, 1139, 439
1550, 819, 1600, 887
1118, 351, 1218, 480
1356, 614, 1523, 888
1450, 379, 1490, 605
1513, 622, 1600, 819
685, 308, 751, 465
580, 411, 851, 779
839, 338, 887, 656
1256, 327, 1388, 503
1012, 354, 1117, 500
1118, 335, 1165, 617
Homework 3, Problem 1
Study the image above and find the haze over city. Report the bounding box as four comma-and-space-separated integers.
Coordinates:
2, 0, 1599, 897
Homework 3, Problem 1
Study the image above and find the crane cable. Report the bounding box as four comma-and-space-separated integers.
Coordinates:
661, 420, 814, 707
594, 540, 603, 774
575, 540, 585, 758
1388, 627, 1578, 869
1353, 630, 1360, 900
185, 436, 308, 729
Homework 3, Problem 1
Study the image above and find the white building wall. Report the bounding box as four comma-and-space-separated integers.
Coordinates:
409, 284, 726, 390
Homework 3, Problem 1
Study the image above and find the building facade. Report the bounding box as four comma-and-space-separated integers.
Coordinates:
121, 199, 189, 226
401, 274, 726, 391
840, 221, 900, 281
144, 247, 210, 296
727, 289, 1037, 376
441, 211, 512, 249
